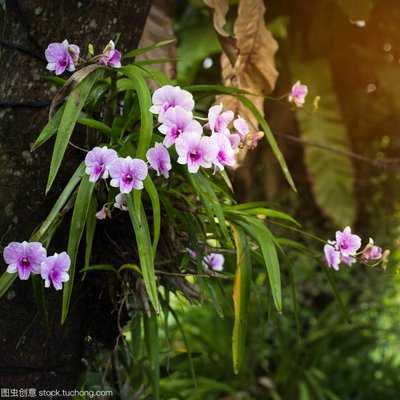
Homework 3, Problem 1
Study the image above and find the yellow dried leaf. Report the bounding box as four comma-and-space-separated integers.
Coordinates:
204, 0, 230, 37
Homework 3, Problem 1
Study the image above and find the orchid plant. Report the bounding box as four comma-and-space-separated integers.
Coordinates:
0, 38, 388, 397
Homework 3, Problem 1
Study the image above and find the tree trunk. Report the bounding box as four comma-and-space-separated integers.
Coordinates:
0, 0, 150, 392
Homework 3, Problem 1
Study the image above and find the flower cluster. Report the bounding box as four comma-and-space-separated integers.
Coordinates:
45, 39, 121, 75
150, 85, 250, 174
3, 241, 70, 289
83, 86, 252, 218
324, 226, 383, 271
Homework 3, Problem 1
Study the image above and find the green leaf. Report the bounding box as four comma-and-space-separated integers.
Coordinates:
0, 272, 17, 299
189, 173, 231, 245
143, 312, 160, 399
231, 224, 252, 375
120, 65, 153, 158
177, 24, 221, 84
32, 163, 85, 241
61, 174, 95, 324
127, 193, 160, 313
80, 264, 117, 274
46, 70, 102, 193
125, 38, 176, 58
233, 216, 282, 312
31, 105, 65, 151
77, 116, 112, 136
144, 177, 161, 256
82, 195, 97, 280
292, 59, 356, 226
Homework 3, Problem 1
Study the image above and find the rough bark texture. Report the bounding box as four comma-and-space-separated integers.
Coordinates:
0, 0, 150, 391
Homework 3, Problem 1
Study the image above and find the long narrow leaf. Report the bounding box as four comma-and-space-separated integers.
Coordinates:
82, 195, 97, 280
31, 105, 65, 151
144, 177, 161, 256
127, 193, 160, 313
0, 272, 16, 299
33, 163, 85, 241
234, 216, 282, 312
125, 38, 176, 58
143, 312, 160, 399
231, 224, 252, 374
61, 174, 94, 323
46, 70, 102, 193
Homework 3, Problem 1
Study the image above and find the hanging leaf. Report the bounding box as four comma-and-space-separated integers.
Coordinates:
218, 0, 278, 134
293, 59, 356, 227
62, 174, 95, 324
46, 69, 102, 193
231, 224, 252, 375
204, 0, 230, 37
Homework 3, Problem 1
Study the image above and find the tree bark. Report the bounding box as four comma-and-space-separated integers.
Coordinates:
0, 0, 150, 392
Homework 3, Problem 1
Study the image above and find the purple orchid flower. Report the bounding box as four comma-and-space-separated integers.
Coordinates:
335, 226, 362, 257
45, 40, 79, 75
288, 81, 308, 108
150, 85, 194, 118
323, 244, 341, 271
41, 252, 70, 290
362, 238, 383, 261
207, 104, 234, 135
3, 241, 47, 280
158, 106, 203, 148
210, 133, 236, 171
146, 143, 172, 178
233, 117, 250, 139
175, 131, 218, 173
109, 157, 148, 193
85, 146, 118, 183
203, 253, 225, 272
114, 193, 128, 211
99, 40, 121, 68
96, 206, 111, 220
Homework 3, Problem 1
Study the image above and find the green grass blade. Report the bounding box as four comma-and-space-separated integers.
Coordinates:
125, 38, 176, 58
0, 272, 17, 299
31, 105, 65, 151
231, 224, 252, 375
77, 116, 112, 136
127, 193, 160, 313
143, 312, 160, 400
61, 174, 95, 324
33, 163, 85, 241
46, 70, 102, 193
144, 177, 161, 256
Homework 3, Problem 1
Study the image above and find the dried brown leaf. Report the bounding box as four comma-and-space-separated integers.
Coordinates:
217, 0, 279, 162
204, 0, 230, 37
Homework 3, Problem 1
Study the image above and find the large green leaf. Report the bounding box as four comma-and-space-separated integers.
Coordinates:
231, 224, 252, 375
0, 273, 17, 299
232, 215, 282, 312
293, 59, 356, 226
177, 24, 221, 84
62, 174, 94, 323
46, 70, 102, 193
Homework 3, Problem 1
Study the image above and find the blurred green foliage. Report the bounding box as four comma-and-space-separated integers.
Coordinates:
78, 0, 400, 398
